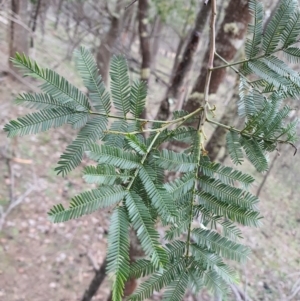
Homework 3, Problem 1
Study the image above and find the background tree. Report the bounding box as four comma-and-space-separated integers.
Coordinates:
9, 0, 29, 71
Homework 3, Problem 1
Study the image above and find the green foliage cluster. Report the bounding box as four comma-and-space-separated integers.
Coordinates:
4, 0, 300, 300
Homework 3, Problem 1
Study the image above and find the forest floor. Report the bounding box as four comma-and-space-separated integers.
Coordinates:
0, 17, 300, 301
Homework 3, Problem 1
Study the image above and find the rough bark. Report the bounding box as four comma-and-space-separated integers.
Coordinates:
189, 0, 250, 97
156, 2, 211, 120
9, 0, 29, 71
205, 83, 238, 162
176, 0, 250, 160
96, 0, 124, 84
197, 0, 281, 162
138, 0, 151, 83
138, 0, 151, 118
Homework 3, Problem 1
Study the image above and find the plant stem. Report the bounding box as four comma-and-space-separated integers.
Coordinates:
186, 0, 217, 260
206, 117, 294, 146
89, 110, 170, 124
126, 129, 161, 191
102, 107, 203, 135
214, 52, 265, 97
126, 107, 201, 191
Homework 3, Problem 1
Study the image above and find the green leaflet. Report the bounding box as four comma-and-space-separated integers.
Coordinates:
283, 47, 300, 63
193, 205, 243, 241
154, 149, 197, 172
12, 53, 90, 111
199, 175, 259, 210
130, 259, 156, 278
15, 93, 77, 110
128, 258, 186, 301
192, 228, 251, 263
226, 132, 243, 165
199, 159, 254, 188
47, 186, 126, 222
263, 0, 298, 54
240, 136, 268, 172
196, 190, 261, 227
190, 244, 238, 284
4, 107, 75, 137
281, 11, 300, 48
162, 272, 189, 301
130, 80, 147, 118
164, 172, 195, 199
55, 115, 108, 176
245, 0, 263, 58
138, 166, 177, 222
75, 46, 111, 114
83, 165, 130, 185
107, 206, 130, 301
110, 55, 131, 117
125, 191, 168, 268
104, 119, 129, 148
125, 134, 147, 155
87, 144, 141, 169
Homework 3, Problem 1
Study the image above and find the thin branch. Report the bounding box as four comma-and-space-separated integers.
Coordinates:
125, 0, 138, 10
214, 52, 265, 97
211, 38, 300, 71
89, 107, 203, 128
0, 185, 35, 230
206, 117, 296, 148
185, 0, 217, 261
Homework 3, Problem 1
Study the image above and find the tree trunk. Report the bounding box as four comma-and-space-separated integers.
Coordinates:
81, 260, 107, 301
96, 0, 124, 84
175, 0, 250, 163
201, 0, 281, 162
138, 0, 151, 118
54, 0, 64, 30
9, 0, 29, 71
156, 2, 211, 120
30, 0, 41, 48
151, 16, 163, 71
138, 0, 151, 84
193, 0, 250, 96
205, 83, 239, 162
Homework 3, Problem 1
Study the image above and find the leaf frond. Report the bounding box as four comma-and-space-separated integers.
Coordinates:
48, 186, 126, 222
75, 46, 111, 114
55, 116, 108, 175
107, 206, 130, 301
12, 53, 91, 111
110, 55, 131, 117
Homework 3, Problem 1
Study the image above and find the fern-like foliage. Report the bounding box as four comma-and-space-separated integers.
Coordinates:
4, 2, 300, 298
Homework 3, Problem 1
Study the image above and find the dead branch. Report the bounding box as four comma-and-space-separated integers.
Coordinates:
125, 0, 138, 10
0, 185, 35, 230
0, 149, 36, 230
